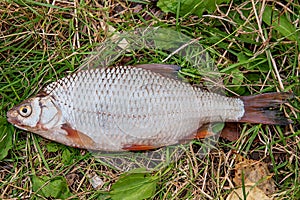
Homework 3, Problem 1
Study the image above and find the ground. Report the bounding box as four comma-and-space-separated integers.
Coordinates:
0, 0, 299, 199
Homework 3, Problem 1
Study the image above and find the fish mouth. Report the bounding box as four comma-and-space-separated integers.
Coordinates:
7, 115, 19, 125
7, 109, 21, 125
7, 114, 28, 130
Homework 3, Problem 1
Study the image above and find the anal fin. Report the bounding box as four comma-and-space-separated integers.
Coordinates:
179, 123, 242, 144
194, 125, 216, 139
178, 124, 216, 144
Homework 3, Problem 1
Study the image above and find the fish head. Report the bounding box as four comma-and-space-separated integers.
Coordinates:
7, 95, 62, 132
7, 97, 41, 130
7, 95, 96, 149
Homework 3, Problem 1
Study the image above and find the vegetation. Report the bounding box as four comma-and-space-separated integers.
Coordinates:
0, 0, 299, 199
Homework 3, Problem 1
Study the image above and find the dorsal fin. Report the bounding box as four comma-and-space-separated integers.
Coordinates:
134, 64, 181, 80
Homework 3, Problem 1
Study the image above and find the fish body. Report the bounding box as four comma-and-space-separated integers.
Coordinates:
7, 64, 292, 151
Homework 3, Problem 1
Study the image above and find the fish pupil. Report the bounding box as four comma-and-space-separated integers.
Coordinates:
22, 108, 28, 113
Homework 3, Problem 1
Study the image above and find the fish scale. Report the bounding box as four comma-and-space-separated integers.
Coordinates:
41, 66, 244, 150
8, 64, 291, 152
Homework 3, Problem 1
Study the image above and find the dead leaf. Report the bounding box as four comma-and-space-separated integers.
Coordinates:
233, 155, 275, 195
88, 172, 104, 189
65, 173, 79, 186
227, 186, 272, 200
99, 21, 129, 50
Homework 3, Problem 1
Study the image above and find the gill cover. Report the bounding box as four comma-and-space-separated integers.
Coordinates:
38, 96, 62, 129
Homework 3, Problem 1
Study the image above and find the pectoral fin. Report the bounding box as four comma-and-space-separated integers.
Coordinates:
61, 123, 96, 149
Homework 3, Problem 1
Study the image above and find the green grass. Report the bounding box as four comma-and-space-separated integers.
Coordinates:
1, 0, 299, 199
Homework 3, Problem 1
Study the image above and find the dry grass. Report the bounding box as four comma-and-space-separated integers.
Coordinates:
0, 0, 299, 199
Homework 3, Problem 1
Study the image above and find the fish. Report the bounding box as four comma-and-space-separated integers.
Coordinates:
6, 64, 293, 151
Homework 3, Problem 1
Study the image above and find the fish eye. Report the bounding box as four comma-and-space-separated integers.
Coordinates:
18, 105, 32, 117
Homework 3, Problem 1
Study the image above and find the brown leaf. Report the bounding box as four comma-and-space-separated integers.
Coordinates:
233, 155, 275, 195
227, 186, 272, 200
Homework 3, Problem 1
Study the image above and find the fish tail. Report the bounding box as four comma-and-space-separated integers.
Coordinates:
239, 92, 293, 125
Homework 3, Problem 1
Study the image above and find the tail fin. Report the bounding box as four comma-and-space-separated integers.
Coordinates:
239, 92, 293, 125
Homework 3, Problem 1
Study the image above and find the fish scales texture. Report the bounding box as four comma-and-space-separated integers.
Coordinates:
43, 66, 244, 151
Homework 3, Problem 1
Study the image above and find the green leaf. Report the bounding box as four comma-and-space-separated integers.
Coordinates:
62, 148, 72, 165
237, 52, 249, 63
0, 118, 13, 161
262, 6, 298, 41
157, 0, 230, 17
212, 123, 225, 134
110, 171, 158, 200
32, 175, 73, 199
46, 142, 60, 153
232, 69, 244, 87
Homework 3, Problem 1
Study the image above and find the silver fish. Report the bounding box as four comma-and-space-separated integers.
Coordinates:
7, 64, 292, 151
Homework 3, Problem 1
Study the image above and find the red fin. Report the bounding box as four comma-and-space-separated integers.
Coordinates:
240, 92, 293, 125
135, 64, 181, 80
220, 123, 241, 141
195, 125, 215, 139
178, 124, 216, 144
61, 123, 95, 148
122, 144, 157, 151
180, 123, 241, 142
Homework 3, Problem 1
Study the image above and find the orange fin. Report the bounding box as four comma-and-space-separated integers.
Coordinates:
240, 92, 293, 125
178, 124, 216, 144
61, 123, 95, 149
195, 125, 216, 139
122, 144, 157, 151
